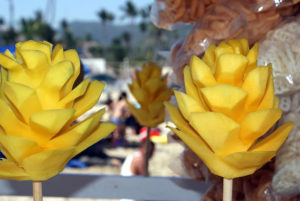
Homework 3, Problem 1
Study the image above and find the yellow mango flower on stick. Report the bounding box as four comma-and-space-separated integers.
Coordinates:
165, 39, 293, 201
0, 40, 116, 200
127, 62, 172, 176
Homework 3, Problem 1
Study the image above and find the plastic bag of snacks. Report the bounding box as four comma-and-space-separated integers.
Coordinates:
151, 0, 300, 30
151, 0, 300, 84
255, 16, 300, 196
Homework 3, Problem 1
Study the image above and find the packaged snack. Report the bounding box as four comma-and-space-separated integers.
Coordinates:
154, 0, 300, 84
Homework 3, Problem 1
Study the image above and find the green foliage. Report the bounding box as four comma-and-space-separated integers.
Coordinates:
98, 9, 114, 25
108, 37, 126, 62
2, 28, 18, 45
20, 11, 55, 43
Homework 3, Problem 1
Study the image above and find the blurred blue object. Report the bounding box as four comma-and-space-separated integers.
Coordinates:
66, 159, 87, 169
89, 74, 116, 84
0, 152, 5, 159
82, 63, 91, 74
0, 45, 15, 54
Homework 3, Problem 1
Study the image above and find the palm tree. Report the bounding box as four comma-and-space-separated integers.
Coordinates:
97, 9, 114, 43
2, 28, 17, 45
139, 5, 151, 34
60, 19, 76, 48
7, 0, 14, 28
121, 1, 137, 25
121, 31, 131, 58
20, 11, 55, 43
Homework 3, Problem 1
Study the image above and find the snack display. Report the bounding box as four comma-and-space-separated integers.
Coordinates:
155, 0, 300, 84
257, 17, 300, 95
255, 17, 300, 196
151, 0, 221, 30
151, 0, 300, 30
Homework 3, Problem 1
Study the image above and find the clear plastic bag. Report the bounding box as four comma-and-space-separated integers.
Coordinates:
152, 0, 300, 84
151, 0, 300, 30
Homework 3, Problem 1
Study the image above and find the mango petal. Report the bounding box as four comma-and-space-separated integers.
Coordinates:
0, 159, 29, 181
164, 102, 199, 139
155, 88, 173, 102
51, 44, 64, 64
130, 78, 140, 89
145, 78, 162, 94
0, 135, 39, 164
189, 112, 243, 156
257, 68, 275, 110
30, 109, 75, 141
214, 42, 234, 59
0, 69, 8, 98
61, 49, 81, 94
131, 87, 148, 104
273, 96, 280, 108
250, 122, 294, 152
148, 102, 164, 118
242, 66, 269, 111
23, 148, 75, 181
136, 71, 148, 87
74, 122, 116, 156
127, 102, 154, 127
72, 80, 104, 120
222, 151, 275, 169
183, 66, 202, 103
190, 56, 217, 88
149, 63, 162, 78
239, 109, 282, 147
16, 40, 52, 63
59, 78, 90, 107
202, 44, 216, 70
0, 100, 30, 139
175, 90, 206, 120
4, 82, 42, 122
228, 40, 243, 54
4, 49, 15, 59
141, 64, 152, 78
47, 109, 105, 149
201, 84, 247, 120
239, 39, 249, 55
0, 53, 22, 70
18, 49, 49, 70
170, 128, 256, 179
215, 54, 248, 86
246, 43, 258, 66
38, 61, 74, 107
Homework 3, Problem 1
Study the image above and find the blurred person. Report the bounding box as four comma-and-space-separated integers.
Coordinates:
111, 91, 131, 147
121, 140, 155, 176
120, 137, 155, 201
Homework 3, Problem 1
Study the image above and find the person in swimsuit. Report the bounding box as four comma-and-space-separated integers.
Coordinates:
110, 92, 131, 147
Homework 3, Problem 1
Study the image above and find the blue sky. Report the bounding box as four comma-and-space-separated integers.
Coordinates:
0, 0, 153, 28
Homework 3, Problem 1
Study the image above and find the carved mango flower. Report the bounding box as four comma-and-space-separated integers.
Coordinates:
127, 62, 173, 127
165, 39, 293, 178
0, 40, 115, 181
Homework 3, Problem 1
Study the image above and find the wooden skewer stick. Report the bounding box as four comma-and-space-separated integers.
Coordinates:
223, 178, 233, 201
144, 126, 151, 177
33, 181, 43, 201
